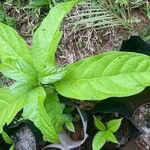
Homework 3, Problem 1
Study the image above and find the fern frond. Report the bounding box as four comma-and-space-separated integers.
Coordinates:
67, 0, 142, 31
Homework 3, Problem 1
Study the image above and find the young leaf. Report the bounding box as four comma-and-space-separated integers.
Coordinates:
22, 87, 59, 143
105, 130, 118, 144
9, 145, 14, 150
28, 0, 50, 8
39, 66, 66, 84
0, 3, 4, 22
0, 23, 33, 66
2, 131, 14, 150
2, 131, 13, 144
92, 131, 106, 150
9, 81, 35, 97
0, 88, 25, 133
66, 121, 75, 132
0, 58, 37, 82
106, 118, 123, 133
44, 93, 69, 132
42, 108, 88, 150
55, 51, 150, 100
94, 116, 106, 131
32, 0, 79, 70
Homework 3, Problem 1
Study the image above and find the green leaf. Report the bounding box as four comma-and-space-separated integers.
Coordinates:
105, 130, 118, 144
9, 81, 35, 97
39, 66, 66, 84
9, 145, 14, 150
92, 131, 106, 150
32, 0, 79, 70
45, 93, 69, 132
0, 3, 4, 22
55, 51, 150, 100
106, 118, 123, 133
28, 0, 50, 7
94, 116, 106, 131
22, 87, 59, 143
66, 121, 75, 132
0, 58, 37, 82
147, 10, 150, 20
0, 88, 25, 133
0, 23, 33, 66
2, 131, 13, 144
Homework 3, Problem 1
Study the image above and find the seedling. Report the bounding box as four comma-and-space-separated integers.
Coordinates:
0, 0, 150, 145
92, 116, 122, 150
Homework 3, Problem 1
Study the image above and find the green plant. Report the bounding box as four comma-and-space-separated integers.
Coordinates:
68, 0, 145, 31
92, 116, 122, 150
0, 0, 150, 145
146, 0, 150, 20
2, 131, 14, 150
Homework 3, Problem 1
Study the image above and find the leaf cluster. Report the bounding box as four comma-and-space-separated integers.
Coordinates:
92, 117, 122, 150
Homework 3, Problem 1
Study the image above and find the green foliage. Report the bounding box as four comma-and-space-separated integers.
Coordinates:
28, 0, 51, 7
92, 116, 122, 150
0, 88, 25, 133
2, 131, 14, 150
65, 121, 75, 132
0, 3, 4, 22
147, 1, 150, 20
0, 2, 16, 27
68, 0, 145, 31
94, 116, 106, 131
0, 0, 79, 143
55, 52, 150, 100
106, 118, 123, 133
92, 131, 106, 150
2, 131, 13, 144
32, 0, 77, 70
23, 87, 59, 143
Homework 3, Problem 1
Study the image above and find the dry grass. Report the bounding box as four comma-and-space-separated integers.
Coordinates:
3, 0, 43, 45
56, 4, 149, 66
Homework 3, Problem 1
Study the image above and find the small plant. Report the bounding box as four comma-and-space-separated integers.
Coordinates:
0, 0, 150, 145
92, 116, 122, 150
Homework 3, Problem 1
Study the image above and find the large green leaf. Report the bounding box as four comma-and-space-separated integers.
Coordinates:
0, 23, 37, 82
22, 87, 59, 143
0, 23, 33, 66
32, 0, 79, 70
55, 51, 150, 100
45, 93, 70, 132
0, 88, 25, 133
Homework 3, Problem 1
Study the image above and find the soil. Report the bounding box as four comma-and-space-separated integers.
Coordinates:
132, 103, 150, 150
